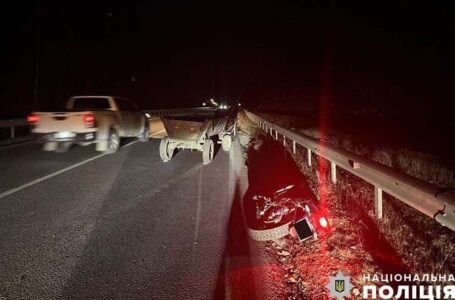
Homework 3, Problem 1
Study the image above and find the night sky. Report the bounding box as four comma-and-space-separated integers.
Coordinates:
0, 1, 454, 120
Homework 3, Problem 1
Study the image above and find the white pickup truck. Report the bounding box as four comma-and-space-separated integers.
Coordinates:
28, 96, 149, 153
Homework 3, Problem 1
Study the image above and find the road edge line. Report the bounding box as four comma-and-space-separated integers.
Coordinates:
0, 140, 139, 200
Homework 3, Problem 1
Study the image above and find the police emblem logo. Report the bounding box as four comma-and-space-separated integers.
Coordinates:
326, 272, 354, 299
335, 280, 345, 293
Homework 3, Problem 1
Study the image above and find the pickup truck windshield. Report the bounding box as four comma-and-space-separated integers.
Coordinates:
71, 98, 111, 111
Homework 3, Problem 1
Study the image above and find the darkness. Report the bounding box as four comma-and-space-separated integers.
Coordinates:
1, 1, 454, 123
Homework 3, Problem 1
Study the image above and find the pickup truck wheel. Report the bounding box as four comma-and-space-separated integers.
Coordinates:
202, 138, 214, 165
159, 137, 173, 161
221, 135, 232, 152
42, 142, 58, 152
139, 125, 150, 142
55, 142, 72, 153
105, 129, 120, 154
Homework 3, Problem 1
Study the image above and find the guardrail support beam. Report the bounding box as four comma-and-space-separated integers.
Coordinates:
375, 186, 383, 219
307, 148, 312, 167
275, 130, 278, 140
283, 136, 286, 146
292, 140, 296, 154
331, 161, 337, 184
11, 126, 15, 139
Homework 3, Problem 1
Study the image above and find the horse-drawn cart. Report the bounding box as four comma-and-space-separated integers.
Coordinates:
159, 109, 236, 164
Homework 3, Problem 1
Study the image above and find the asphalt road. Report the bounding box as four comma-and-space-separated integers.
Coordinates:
0, 136, 256, 299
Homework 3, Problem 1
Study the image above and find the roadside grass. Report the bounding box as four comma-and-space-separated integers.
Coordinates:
236, 111, 264, 153
238, 110, 455, 299
257, 111, 455, 281
260, 112, 455, 187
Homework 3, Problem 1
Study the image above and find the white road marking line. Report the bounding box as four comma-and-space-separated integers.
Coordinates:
192, 167, 203, 252
150, 129, 166, 137
0, 141, 34, 149
0, 140, 138, 200
122, 140, 139, 148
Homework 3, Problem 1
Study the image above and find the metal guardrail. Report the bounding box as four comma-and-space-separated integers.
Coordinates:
144, 107, 215, 116
245, 110, 455, 231
0, 119, 28, 139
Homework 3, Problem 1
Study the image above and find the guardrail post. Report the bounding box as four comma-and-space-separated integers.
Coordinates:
292, 140, 296, 154
330, 161, 337, 184
275, 130, 278, 140
283, 135, 286, 146
307, 148, 312, 167
375, 186, 383, 219
11, 126, 15, 139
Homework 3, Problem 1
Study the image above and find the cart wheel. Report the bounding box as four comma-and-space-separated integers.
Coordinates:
160, 137, 173, 162
221, 135, 232, 152
202, 138, 214, 165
